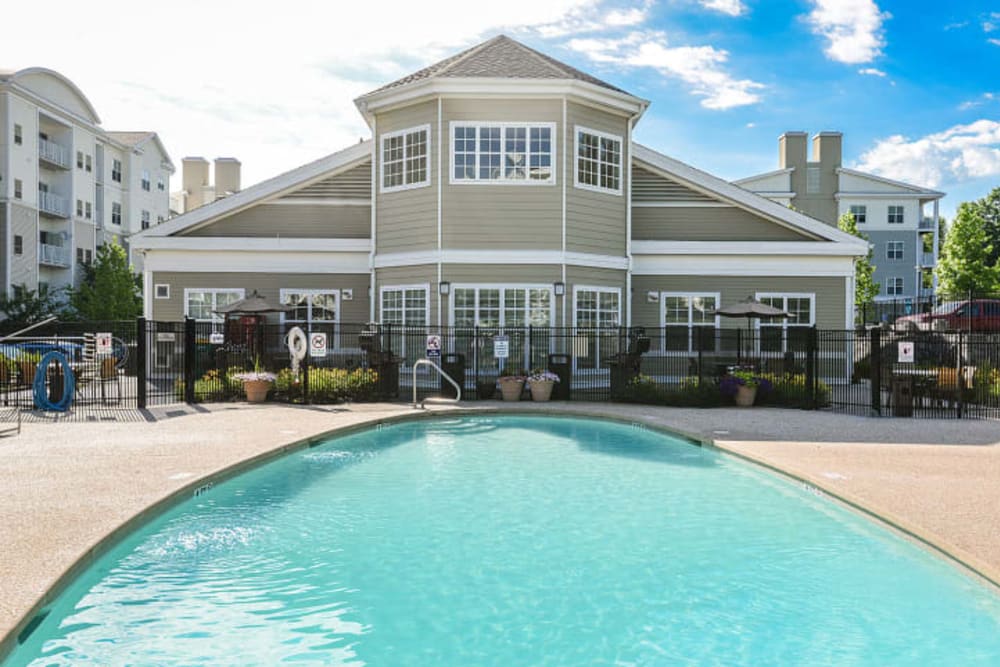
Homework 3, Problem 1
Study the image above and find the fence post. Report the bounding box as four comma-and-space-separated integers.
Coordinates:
957, 330, 964, 418
870, 327, 882, 415
183, 317, 196, 404
805, 326, 816, 409
697, 325, 704, 385
736, 328, 742, 365
136, 317, 147, 409
302, 352, 310, 405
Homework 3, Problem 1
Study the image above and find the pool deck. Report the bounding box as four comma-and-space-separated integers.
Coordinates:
1, 402, 999, 656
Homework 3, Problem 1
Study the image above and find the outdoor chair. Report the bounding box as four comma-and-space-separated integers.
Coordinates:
926, 366, 976, 409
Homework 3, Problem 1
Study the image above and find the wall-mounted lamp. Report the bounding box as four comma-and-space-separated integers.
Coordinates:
554, 281, 566, 296
646, 291, 660, 303
439, 281, 451, 295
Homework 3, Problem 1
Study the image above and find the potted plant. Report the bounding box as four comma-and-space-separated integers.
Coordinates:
719, 369, 772, 407
527, 369, 560, 402
498, 369, 527, 401
232, 359, 276, 403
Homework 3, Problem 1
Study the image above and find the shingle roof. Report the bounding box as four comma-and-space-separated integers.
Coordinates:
367, 35, 629, 96
106, 131, 154, 147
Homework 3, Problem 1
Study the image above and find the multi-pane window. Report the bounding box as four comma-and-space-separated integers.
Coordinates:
451, 123, 554, 183
381, 125, 429, 192
381, 286, 428, 326
758, 293, 814, 353
77, 151, 84, 169
886, 277, 904, 296
76, 199, 84, 217
888, 205, 904, 224
452, 286, 552, 327
157, 177, 165, 191
85, 202, 92, 219
185, 289, 244, 323
13, 124, 22, 145
576, 127, 622, 194
112, 159, 122, 183
141, 170, 151, 191
76, 248, 84, 264
850, 204, 866, 224
13, 236, 22, 255
886, 241, 904, 260
806, 166, 821, 194
111, 202, 122, 225
13, 179, 22, 199
157, 215, 165, 224
662, 293, 719, 352
574, 288, 620, 328
85, 249, 92, 263
280, 289, 339, 329
85, 154, 92, 172
141, 210, 150, 229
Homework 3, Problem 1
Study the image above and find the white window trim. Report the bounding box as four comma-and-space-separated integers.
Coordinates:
448, 283, 556, 328
278, 288, 341, 326
380, 123, 431, 194
849, 204, 866, 224
154, 284, 170, 299
379, 283, 431, 326
754, 292, 816, 328
573, 125, 623, 197
886, 241, 904, 260
572, 285, 622, 329
886, 277, 905, 296
448, 121, 558, 186
887, 205, 905, 224
659, 291, 721, 355
183, 288, 245, 322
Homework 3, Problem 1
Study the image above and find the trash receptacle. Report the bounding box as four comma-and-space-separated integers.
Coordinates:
548, 353, 572, 400
892, 375, 913, 417
441, 352, 465, 399
376, 356, 401, 399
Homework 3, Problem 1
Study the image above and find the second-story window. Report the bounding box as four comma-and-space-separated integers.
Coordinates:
85, 154, 92, 172
575, 126, 622, 194
112, 159, 122, 183
141, 210, 150, 229
849, 204, 866, 224
887, 241, 903, 260
14, 179, 22, 199
76, 199, 84, 217
381, 125, 429, 192
141, 170, 151, 191
77, 151, 84, 169
13, 124, 22, 145
888, 205, 904, 224
451, 123, 554, 183
111, 202, 122, 225
85, 202, 92, 220
157, 177, 165, 191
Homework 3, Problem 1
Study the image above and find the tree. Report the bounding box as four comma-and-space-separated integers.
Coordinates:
936, 201, 1000, 295
837, 212, 879, 308
977, 186, 1000, 266
0, 284, 63, 332
68, 240, 142, 320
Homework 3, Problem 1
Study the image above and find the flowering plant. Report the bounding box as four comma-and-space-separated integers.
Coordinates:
719, 369, 772, 397
528, 369, 560, 383
232, 370, 277, 383
499, 368, 528, 381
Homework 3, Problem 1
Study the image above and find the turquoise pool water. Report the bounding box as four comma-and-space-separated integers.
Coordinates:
5, 416, 1000, 665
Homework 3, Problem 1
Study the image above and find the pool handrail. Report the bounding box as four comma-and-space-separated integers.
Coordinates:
412, 358, 461, 408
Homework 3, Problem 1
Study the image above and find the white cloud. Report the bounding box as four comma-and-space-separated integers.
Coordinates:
698, 0, 747, 17
958, 93, 996, 111
990, 38, 1000, 46
807, 0, 889, 64
858, 67, 886, 76
567, 31, 764, 109
853, 120, 1000, 188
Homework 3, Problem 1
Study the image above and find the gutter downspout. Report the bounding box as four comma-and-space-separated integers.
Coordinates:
369, 114, 377, 322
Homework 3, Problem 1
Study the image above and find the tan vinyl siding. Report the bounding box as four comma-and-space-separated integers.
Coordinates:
442, 263, 561, 284
565, 266, 626, 288
375, 100, 438, 254
376, 264, 437, 323
280, 162, 371, 200
185, 204, 371, 238
150, 272, 371, 323
631, 206, 813, 241
566, 102, 628, 256
441, 98, 562, 251
631, 165, 714, 202
630, 274, 846, 329
10, 203, 36, 289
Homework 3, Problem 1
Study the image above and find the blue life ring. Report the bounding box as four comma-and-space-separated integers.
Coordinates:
33, 351, 75, 412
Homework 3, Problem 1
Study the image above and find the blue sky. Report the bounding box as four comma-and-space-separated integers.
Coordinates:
2, 0, 997, 219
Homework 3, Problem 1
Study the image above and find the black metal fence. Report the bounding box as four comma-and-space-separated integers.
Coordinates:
856, 290, 1000, 329
2, 318, 999, 419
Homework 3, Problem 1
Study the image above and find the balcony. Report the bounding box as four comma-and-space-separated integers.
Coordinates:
921, 251, 936, 266
918, 218, 936, 231
38, 138, 70, 169
38, 191, 69, 218
38, 242, 70, 268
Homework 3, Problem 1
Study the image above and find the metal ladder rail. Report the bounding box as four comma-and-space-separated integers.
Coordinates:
412, 358, 462, 409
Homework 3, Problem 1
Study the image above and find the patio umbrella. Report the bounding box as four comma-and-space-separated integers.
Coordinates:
712, 296, 793, 360
213, 290, 292, 316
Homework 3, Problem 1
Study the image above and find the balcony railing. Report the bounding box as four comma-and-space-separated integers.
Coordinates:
38, 191, 69, 218
38, 138, 70, 169
38, 242, 70, 267
918, 218, 936, 231
921, 251, 936, 266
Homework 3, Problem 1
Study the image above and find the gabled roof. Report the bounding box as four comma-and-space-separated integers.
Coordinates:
633, 143, 868, 252
107, 131, 176, 173
132, 140, 372, 243
836, 167, 944, 198
732, 167, 793, 185
366, 35, 628, 96
0, 67, 101, 125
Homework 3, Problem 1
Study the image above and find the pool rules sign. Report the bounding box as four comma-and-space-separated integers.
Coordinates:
310, 333, 327, 358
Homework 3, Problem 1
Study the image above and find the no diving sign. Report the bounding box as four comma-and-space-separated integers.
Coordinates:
310, 333, 328, 358
426, 334, 442, 359
898, 341, 914, 363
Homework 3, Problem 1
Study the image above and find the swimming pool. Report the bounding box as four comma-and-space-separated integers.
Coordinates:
5, 415, 1000, 665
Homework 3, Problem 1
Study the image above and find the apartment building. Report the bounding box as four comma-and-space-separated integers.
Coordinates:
736, 132, 944, 302
169, 156, 241, 215
133, 36, 866, 359
0, 67, 173, 295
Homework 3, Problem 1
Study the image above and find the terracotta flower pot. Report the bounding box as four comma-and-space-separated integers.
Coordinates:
734, 384, 757, 407
499, 378, 525, 401
529, 379, 555, 402
243, 379, 272, 403
100, 357, 117, 380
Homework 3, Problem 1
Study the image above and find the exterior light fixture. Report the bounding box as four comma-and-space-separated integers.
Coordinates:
439, 281, 451, 295
554, 281, 566, 296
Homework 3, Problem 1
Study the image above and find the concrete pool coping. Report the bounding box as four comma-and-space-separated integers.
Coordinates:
2, 402, 999, 661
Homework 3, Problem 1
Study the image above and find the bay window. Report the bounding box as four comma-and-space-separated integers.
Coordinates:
452, 286, 552, 327
451, 123, 555, 183
381, 125, 430, 192
381, 285, 429, 326
575, 126, 622, 194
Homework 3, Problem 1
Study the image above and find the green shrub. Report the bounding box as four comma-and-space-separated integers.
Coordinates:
275, 367, 380, 403
620, 373, 828, 409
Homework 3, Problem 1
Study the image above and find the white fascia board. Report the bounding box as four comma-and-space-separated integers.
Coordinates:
633, 254, 855, 277
374, 249, 629, 270
732, 167, 794, 185
631, 143, 869, 250
136, 140, 373, 239
356, 79, 648, 127
836, 167, 945, 197
834, 191, 943, 201
143, 249, 371, 274
131, 237, 372, 252
631, 240, 866, 257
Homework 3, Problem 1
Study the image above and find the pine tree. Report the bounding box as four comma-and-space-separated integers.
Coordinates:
68, 240, 142, 320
